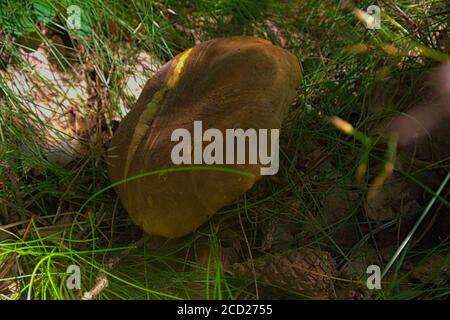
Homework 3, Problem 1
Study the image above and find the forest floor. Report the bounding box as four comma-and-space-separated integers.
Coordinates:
0, 0, 449, 299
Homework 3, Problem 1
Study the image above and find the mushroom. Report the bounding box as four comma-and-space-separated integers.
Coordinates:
108, 36, 301, 238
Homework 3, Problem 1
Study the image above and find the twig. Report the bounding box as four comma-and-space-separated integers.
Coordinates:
81, 236, 146, 300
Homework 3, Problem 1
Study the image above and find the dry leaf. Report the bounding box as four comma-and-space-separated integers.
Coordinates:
364, 173, 422, 221
408, 254, 450, 286
0, 254, 20, 298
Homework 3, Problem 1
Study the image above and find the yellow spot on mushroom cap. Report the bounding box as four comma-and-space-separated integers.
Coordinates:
167, 48, 192, 89
123, 49, 193, 178
124, 88, 168, 178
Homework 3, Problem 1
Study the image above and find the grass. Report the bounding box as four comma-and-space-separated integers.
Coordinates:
0, 0, 449, 299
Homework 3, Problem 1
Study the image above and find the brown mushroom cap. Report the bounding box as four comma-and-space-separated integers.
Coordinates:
108, 36, 301, 238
